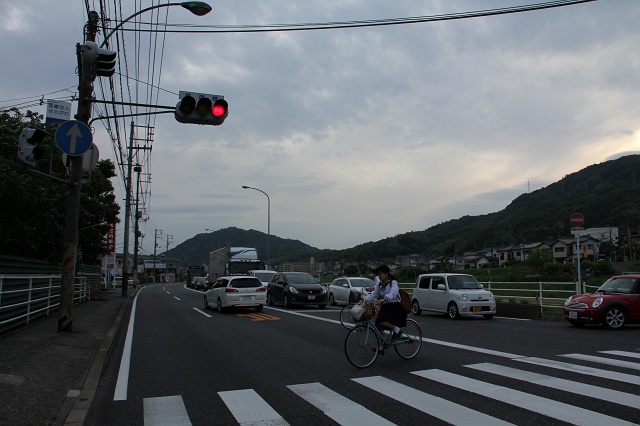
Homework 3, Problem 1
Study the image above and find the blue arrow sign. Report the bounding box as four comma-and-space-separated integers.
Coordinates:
55, 120, 93, 156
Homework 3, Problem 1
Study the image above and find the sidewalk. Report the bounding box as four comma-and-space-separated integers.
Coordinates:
0, 288, 133, 426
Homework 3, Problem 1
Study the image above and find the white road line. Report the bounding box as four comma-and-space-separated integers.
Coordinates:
413, 369, 637, 426
353, 376, 514, 426
192, 307, 212, 318
560, 353, 640, 370
515, 356, 640, 386
600, 350, 640, 359
289, 382, 395, 426
144, 395, 192, 426
113, 286, 149, 401
218, 389, 289, 425
173, 296, 181, 301
466, 362, 640, 409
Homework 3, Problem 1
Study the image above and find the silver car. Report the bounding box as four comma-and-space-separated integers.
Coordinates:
204, 276, 266, 313
328, 277, 375, 305
411, 273, 495, 319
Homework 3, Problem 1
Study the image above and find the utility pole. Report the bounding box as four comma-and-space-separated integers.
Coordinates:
165, 234, 173, 278
58, 12, 99, 332
153, 229, 163, 283
132, 164, 142, 286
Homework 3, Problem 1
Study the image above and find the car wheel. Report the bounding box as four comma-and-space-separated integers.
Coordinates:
318, 304, 326, 309
267, 292, 274, 306
447, 302, 460, 319
411, 300, 422, 316
255, 305, 263, 312
283, 294, 290, 308
483, 314, 494, 320
217, 298, 224, 313
602, 306, 626, 329
204, 296, 209, 310
329, 293, 336, 305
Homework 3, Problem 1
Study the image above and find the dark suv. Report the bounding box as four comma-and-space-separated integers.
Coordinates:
267, 272, 328, 309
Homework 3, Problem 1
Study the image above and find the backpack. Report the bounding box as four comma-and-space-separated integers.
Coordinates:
398, 289, 412, 314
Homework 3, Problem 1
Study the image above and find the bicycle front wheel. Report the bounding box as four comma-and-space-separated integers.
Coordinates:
394, 318, 423, 360
345, 325, 379, 368
340, 304, 358, 329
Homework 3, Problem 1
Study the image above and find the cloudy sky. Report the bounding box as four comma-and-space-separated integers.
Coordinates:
1, 1, 639, 255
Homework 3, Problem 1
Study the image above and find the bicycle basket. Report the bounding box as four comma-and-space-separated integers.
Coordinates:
349, 301, 372, 321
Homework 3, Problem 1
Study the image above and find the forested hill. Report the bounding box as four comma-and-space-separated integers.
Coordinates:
314, 154, 640, 261
169, 155, 640, 265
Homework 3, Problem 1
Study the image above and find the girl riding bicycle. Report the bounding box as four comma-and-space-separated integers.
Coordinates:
365, 264, 406, 341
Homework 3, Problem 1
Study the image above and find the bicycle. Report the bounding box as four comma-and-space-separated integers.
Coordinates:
344, 316, 423, 368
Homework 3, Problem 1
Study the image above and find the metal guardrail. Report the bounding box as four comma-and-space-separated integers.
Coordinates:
0, 273, 101, 334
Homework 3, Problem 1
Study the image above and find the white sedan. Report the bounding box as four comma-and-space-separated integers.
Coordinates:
204, 276, 266, 313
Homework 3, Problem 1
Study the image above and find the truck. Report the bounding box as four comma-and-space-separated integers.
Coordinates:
186, 265, 206, 288
209, 247, 263, 280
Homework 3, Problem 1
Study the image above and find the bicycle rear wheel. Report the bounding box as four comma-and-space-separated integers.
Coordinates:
394, 318, 423, 359
345, 325, 379, 368
340, 304, 358, 329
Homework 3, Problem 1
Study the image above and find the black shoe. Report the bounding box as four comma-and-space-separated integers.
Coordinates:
391, 331, 404, 341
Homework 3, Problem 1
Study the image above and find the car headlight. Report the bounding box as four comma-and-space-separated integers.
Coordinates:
564, 296, 573, 306
288, 287, 299, 294
459, 294, 468, 301
489, 292, 495, 301
321, 287, 327, 294
592, 297, 603, 308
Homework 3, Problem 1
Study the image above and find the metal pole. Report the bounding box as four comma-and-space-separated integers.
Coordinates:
121, 121, 134, 297
242, 186, 270, 269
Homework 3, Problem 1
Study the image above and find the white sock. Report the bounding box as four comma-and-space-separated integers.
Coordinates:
393, 326, 400, 334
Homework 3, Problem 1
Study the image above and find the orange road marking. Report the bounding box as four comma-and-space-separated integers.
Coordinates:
237, 312, 281, 321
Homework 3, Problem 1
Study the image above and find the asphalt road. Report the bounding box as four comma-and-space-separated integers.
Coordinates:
86, 283, 640, 425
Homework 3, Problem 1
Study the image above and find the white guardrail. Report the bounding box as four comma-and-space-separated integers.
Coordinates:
0, 274, 97, 334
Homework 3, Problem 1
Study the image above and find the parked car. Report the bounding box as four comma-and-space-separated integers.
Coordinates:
564, 275, 640, 329
267, 272, 327, 309
113, 277, 135, 288
411, 273, 496, 319
203, 276, 266, 312
247, 270, 277, 287
327, 276, 375, 305
194, 276, 208, 290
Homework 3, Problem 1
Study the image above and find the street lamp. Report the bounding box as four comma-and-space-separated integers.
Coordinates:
242, 186, 271, 269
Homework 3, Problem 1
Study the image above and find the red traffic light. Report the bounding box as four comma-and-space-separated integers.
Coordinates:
175, 92, 228, 125
212, 101, 227, 118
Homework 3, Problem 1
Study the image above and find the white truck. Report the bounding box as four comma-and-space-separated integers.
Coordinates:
209, 247, 263, 280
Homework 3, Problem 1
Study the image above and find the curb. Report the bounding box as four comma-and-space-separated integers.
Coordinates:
62, 296, 131, 425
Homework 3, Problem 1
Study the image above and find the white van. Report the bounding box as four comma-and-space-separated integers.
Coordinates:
247, 270, 277, 287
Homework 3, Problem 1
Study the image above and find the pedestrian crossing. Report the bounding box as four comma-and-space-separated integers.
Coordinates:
141, 349, 640, 426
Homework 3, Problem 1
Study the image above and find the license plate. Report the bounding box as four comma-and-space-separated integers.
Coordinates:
240, 296, 254, 301
569, 311, 577, 319
472, 306, 482, 312
308, 295, 315, 300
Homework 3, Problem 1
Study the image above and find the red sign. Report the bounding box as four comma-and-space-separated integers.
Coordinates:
570, 213, 584, 228
107, 223, 116, 253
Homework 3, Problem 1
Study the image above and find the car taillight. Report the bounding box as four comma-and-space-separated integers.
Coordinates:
225, 288, 239, 293
256, 287, 266, 292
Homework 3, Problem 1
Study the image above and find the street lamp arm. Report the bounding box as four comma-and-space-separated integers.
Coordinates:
100, 1, 212, 47
242, 185, 271, 268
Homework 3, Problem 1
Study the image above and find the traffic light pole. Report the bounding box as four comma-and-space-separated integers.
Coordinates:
58, 13, 99, 332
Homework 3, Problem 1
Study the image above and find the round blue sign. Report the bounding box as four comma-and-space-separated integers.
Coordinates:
55, 120, 93, 156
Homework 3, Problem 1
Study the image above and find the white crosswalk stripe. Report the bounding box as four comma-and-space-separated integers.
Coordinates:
466, 362, 640, 409
412, 369, 637, 426
218, 389, 289, 425
352, 375, 515, 426
143, 395, 192, 426
139, 349, 639, 425
514, 356, 640, 385
288, 382, 395, 426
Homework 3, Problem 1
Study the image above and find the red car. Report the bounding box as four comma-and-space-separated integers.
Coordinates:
564, 275, 640, 329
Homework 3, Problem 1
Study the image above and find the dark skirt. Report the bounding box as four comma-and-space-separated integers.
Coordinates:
376, 302, 407, 327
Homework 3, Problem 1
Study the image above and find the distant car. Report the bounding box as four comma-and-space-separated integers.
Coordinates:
564, 275, 640, 329
411, 273, 496, 319
267, 272, 328, 309
247, 270, 277, 287
327, 277, 375, 305
194, 276, 208, 290
204, 276, 266, 313
113, 277, 134, 288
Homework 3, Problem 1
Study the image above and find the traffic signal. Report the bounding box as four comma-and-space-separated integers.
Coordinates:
81, 41, 117, 84
175, 91, 228, 125
17, 127, 46, 165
